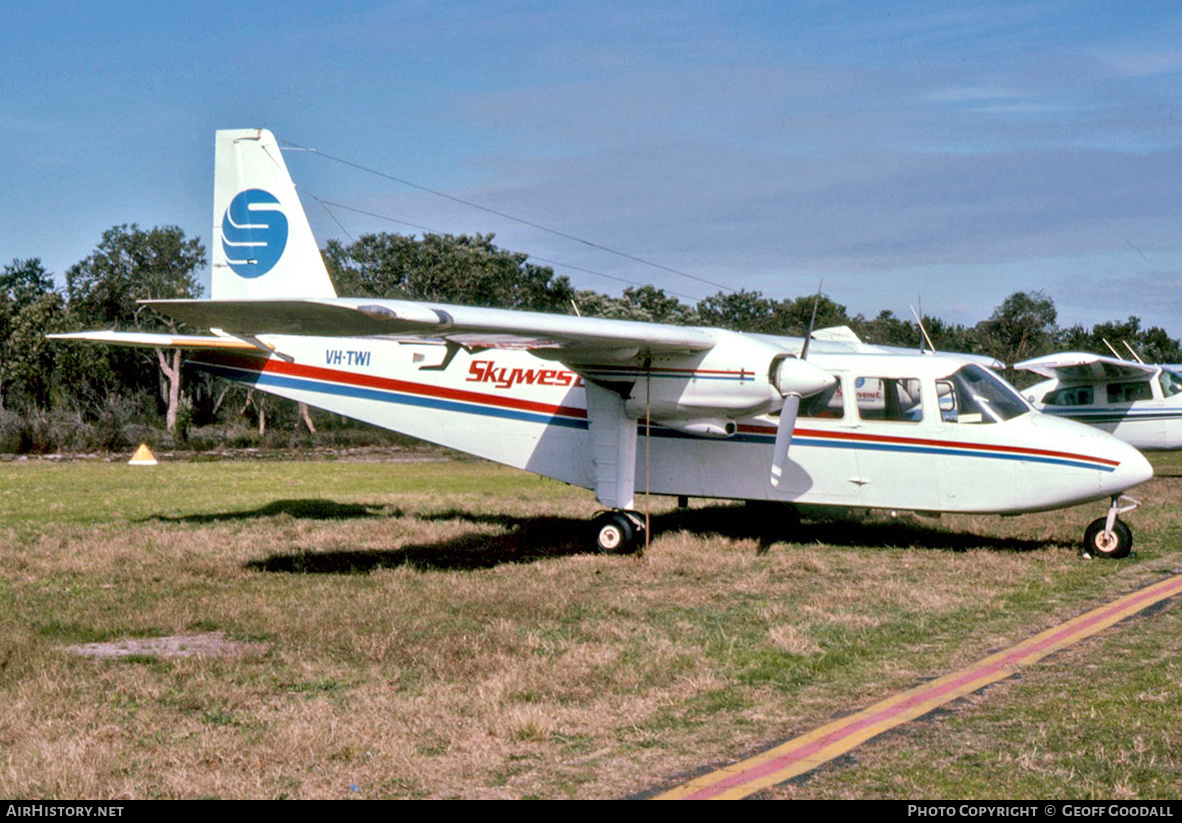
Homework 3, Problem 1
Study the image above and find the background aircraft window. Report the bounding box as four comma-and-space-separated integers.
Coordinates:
1042, 386, 1094, 406
938, 364, 1031, 424
1160, 369, 1182, 398
1107, 381, 1152, 403
799, 378, 844, 419
856, 377, 922, 422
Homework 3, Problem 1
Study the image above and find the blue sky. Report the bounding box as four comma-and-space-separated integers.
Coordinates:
3, 1, 1181, 335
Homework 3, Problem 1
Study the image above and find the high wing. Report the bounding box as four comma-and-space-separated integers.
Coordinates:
56, 293, 837, 501
136, 297, 716, 361
1015, 352, 1159, 383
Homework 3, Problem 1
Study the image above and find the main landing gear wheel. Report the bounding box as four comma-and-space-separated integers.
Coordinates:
1084, 517, 1133, 559
592, 511, 644, 555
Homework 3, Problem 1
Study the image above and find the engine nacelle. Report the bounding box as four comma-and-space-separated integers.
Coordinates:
611, 331, 835, 421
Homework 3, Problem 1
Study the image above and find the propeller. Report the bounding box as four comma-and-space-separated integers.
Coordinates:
770, 283, 832, 488
770, 393, 800, 488
769, 357, 834, 487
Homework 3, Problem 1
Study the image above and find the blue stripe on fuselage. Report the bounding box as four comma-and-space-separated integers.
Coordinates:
194, 361, 1115, 472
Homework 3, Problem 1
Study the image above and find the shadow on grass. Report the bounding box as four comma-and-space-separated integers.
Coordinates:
200, 499, 1055, 575
655, 504, 1052, 554
246, 514, 590, 573
147, 499, 401, 523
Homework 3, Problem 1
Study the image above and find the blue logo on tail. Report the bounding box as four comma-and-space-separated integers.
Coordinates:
221, 189, 288, 278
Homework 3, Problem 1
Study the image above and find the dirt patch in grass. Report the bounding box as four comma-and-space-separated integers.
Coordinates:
66, 633, 270, 660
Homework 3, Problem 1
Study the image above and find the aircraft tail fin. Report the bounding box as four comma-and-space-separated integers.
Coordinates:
212, 128, 337, 300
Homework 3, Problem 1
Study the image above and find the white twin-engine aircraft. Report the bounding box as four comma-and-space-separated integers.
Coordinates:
53, 129, 1153, 558
1017, 352, 1182, 452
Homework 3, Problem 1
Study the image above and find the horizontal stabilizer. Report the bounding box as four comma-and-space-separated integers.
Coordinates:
48, 330, 261, 351
141, 299, 411, 337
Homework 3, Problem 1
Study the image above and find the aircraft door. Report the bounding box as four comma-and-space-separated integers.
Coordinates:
931, 372, 1019, 511
849, 375, 943, 511
786, 374, 861, 501
1108, 379, 1164, 450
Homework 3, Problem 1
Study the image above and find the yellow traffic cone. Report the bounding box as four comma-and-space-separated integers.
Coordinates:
128, 444, 158, 466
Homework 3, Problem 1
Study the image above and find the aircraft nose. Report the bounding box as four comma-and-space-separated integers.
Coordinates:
1101, 438, 1154, 495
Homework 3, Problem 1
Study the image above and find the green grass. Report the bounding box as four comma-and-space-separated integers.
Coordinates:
0, 451, 1180, 798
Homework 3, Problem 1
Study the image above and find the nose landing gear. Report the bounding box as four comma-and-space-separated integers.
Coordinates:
1083, 494, 1139, 559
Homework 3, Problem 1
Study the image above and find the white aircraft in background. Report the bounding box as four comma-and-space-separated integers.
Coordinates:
1017, 352, 1182, 451
52, 129, 1153, 559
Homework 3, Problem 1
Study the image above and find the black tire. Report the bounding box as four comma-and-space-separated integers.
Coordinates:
1083, 517, 1133, 559
592, 511, 641, 555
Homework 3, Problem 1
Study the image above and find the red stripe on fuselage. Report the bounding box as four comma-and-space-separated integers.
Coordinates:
197, 354, 1118, 470
737, 423, 1120, 469
197, 353, 589, 421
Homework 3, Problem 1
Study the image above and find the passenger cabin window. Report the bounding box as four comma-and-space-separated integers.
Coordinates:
799, 378, 844, 419
856, 377, 922, 423
936, 364, 1031, 424
1160, 369, 1182, 398
1042, 386, 1094, 406
1107, 381, 1152, 403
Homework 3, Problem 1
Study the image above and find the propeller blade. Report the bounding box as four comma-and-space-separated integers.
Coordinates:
770, 393, 800, 488
801, 285, 821, 360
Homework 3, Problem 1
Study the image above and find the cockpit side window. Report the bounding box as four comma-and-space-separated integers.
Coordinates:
1160, 369, 1182, 398
856, 377, 922, 423
1042, 386, 1094, 406
799, 377, 844, 419
938, 364, 1031, 424
1107, 381, 1152, 403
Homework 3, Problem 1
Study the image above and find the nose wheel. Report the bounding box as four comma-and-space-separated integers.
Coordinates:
1083, 494, 1139, 559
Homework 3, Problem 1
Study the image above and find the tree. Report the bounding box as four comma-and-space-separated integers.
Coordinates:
769, 293, 852, 336
0, 258, 53, 307
0, 259, 67, 411
325, 232, 576, 312
1058, 315, 1182, 365
976, 290, 1058, 367
696, 289, 777, 332
66, 225, 205, 431
852, 309, 915, 347
573, 285, 698, 324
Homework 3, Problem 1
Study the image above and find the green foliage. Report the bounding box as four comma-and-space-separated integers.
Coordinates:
5, 221, 1182, 451
573, 285, 697, 324
64, 225, 206, 430
694, 289, 854, 336
1059, 316, 1182, 364
325, 232, 575, 312
771, 293, 852, 337
697, 289, 778, 332
850, 309, 916, 346
976, 289, 1058, 364
0, 260, 68, 411
0, 258, 53, 307
66, 224, 205, 328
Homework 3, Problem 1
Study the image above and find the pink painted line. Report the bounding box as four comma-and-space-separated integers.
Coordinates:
675, 573, 1182, 800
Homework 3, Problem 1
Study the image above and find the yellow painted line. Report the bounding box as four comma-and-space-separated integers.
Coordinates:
655, 572, 1182, 800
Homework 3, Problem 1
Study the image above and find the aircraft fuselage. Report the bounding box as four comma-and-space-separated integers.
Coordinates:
189, 338, 1151, 516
